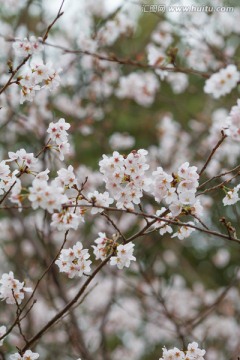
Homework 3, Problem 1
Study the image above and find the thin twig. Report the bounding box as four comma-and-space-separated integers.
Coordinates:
0, 0, 65, 96
41, 41, 210, 79
199, 131, 227, 176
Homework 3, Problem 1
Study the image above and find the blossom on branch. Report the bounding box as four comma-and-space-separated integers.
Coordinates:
0, 271, 32, 305
110, 242, 136, 270
12, 36, 44, 57
159, 342, 206, 360
55, 242, 92, 278
204, 64, 239, 99
9, 350, 39, 360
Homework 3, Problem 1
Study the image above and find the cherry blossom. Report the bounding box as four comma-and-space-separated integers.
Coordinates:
12, 36, 44, 56
7, 149, 38, 171
159, 342, 206, 360
222, 185, 240, 206
18, 62, 61, 104
0, 271, 32, 305
204, 64, 240, 99
55, 242, 92, 278
87, 191, 114, 214
9, 350, 39, 360
51, 206, 85, 231
99, 149, 150, 209
46, 118, 71, 160
172, 222, 196, 240
110, 242, 136, 270
28, 178, 68, 213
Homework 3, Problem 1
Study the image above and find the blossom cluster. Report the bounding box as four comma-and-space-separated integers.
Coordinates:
110, 242, 136, 269
0, 161, 18, 196
57, 237, 136, 275
222, 185, 240, 206
0, 271, 32, 305
87, 190, 113, 214
55, 242, 92, 278
13, 36, 44, 56
46, 118, 70, 160
7, 148, 38, 171
159, 342, 206, 360
151, 162, 202, 239
92, 232, 109, 260
28, 176, 68, 213
51, 205, 85, 231
19, 62, 61, 104
99, 149, 151, 209
152, 162, 199, 210
27, 120, 88, 229
10, 350, 39, 360
204, 64, 239, 99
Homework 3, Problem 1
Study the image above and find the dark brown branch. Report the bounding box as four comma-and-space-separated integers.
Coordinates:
21, 255, 111, 352
42, 41, 210, 79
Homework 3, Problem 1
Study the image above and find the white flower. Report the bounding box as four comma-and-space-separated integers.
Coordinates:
160, 346, 185, 360
32, 63, 50, 82
51, 208, 84, 231
55, 242, 92, 278
9, 178, 22, 210
165, 187, 178, 204
47, 118, 71, 161
110, 242, 136, 269
169, 201, 182, 217
0, 160, 10, 179
92, 232, 109, 260
88, 191, 114, 214
42, 62, 62, 91
55, 165, 77, 188
155, 209, 173, 235
186, 342, 206, 360
159, 342, 206, 360
12, 37, 43, 57
177, 162, 199, 182
28, 178, 68, 213
204, 64, 240, 99
9, 350, 39, 360
47, 118, 70, 144
18, 61, 61, 103
172, 222, 195, 240
178, 191, 196, 205
0, 161, 13, 195
151, 167, 173, 203
36, 169, 50, 181
0, 272, 32, 305
222, 185, 240, 205
7, 149, 38, 171
99, 149, 150, 209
